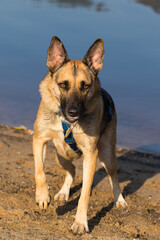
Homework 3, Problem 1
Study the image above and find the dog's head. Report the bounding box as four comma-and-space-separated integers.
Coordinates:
46, 36, 104, 123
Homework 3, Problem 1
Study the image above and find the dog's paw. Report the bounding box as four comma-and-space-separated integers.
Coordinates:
115, 194, 127, 208
71, 221, 89, 235
54, 191, 69, 202
36, 185, 50, 210
116, 199, 127, 208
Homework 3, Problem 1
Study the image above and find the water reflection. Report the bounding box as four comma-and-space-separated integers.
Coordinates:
32, 0, 108, 11
136, 0, 160, 14
0, 0, 160, 153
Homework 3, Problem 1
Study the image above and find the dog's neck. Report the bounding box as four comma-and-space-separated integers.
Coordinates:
56, 106, 82, 155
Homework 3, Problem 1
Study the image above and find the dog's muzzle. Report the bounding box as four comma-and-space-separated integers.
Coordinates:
66, 106, 80, 123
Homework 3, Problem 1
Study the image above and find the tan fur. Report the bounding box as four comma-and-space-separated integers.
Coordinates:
33, 37, 127, 234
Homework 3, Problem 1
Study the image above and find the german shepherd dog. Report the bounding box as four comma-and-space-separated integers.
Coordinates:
33, 36, 127, 234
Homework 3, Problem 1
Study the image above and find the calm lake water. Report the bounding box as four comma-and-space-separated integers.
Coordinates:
0, 0, 160, 153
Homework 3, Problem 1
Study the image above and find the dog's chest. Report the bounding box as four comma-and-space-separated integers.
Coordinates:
52, 131, 80, 160
49, 118, 81, 160
52, 131, 66, 154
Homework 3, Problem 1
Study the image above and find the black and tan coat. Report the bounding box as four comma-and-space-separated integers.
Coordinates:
33, 36, 127, 235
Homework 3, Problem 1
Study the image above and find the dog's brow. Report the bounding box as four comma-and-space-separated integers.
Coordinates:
55, 72, 60, 82
82, 67, 94, 84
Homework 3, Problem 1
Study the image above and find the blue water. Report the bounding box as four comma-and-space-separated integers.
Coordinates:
0, 0, 160, 153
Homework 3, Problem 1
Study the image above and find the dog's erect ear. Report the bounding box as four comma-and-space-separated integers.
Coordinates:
46, 36, 69, 72
83, 38, 104, 74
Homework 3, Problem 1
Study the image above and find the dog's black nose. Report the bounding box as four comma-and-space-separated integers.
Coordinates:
68, 107, 79, 117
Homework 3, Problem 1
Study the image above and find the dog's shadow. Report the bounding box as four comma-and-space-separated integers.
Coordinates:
56, 149, 160, 232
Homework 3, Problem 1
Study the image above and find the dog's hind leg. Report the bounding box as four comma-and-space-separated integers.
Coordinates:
98, 135, 127, 208
54, 152, 75, 202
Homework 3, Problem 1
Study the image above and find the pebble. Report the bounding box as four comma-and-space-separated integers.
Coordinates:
115, 222, 120, 227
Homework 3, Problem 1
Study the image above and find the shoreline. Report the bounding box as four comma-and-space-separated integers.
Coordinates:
1, 122, 159, 156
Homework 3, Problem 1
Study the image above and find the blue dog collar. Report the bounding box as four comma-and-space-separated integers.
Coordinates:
56, 108, 82, 155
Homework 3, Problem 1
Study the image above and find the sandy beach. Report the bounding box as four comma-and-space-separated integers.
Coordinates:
0, 124, 160, 240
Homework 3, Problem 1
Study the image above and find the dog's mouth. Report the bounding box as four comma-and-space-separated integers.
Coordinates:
63, 107, 81, 123
60, 104, 84, 123
65, 115, 79, 123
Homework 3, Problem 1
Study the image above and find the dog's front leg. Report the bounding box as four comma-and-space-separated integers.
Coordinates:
71, 149, 98, 234
33, 136, 50, 210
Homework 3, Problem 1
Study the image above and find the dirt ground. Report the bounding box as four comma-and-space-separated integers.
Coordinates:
0, 124, 160, 240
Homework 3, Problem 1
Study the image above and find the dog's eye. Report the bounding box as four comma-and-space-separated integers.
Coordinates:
83, 84, 90, 90
58, 81, 69, 90
60, 83, 66, 88
81, 81, 91, 91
